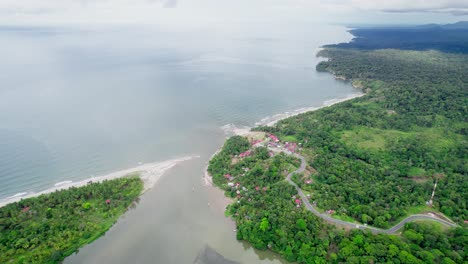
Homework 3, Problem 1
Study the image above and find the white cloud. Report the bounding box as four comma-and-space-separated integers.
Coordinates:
322, 0, 468, 15
0, 0, 465, 25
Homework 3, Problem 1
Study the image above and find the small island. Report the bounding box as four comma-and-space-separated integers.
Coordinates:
208, 22, 467, 263
0, 177, 143, 263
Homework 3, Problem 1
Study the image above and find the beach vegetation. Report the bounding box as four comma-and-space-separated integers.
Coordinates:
0, 177, 143, 263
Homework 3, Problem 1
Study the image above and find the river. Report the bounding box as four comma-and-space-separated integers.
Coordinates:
0, 22, 356, 263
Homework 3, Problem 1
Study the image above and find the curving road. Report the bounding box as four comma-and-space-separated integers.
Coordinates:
285, 153, 458, 234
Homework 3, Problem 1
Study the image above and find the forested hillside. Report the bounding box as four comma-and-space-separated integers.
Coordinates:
260, 48, 468, 227
327, 22, 468, 54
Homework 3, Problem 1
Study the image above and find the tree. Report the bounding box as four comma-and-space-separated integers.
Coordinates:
296, 219, 307, 230
260, 217, 269, 232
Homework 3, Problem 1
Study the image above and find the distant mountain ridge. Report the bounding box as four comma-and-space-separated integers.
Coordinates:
420, 21, 468, 30
326, 21, 468, 54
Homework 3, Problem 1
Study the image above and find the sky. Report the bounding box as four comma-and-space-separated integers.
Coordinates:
0, 0, 466, 26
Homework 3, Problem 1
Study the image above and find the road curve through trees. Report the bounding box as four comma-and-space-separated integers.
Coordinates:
286, 153, 458, 234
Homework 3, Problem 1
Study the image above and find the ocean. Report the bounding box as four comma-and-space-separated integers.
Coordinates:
0, 22, 356, 263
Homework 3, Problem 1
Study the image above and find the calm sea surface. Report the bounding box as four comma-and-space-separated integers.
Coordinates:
0, 22, 355, 263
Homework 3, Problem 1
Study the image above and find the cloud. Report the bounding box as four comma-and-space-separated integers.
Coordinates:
0, 0, 466, 25
450, 10, 468, 16
163, 0, 178, 8
323, 0, 468, 15
382, 7, 468, 16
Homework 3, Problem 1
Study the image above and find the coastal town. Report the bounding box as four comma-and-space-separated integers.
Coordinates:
215, 132, 458, 234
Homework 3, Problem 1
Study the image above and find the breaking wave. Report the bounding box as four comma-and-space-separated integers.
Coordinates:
220, 93, 364, 137
54, 180, 73, 187
220, 124, 251, 137
255, 93, 364, 127
0, 156, 198, 208
6, 192, 28, 199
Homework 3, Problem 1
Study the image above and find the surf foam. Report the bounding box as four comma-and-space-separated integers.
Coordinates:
255, 93, 364, 127
0, 156, 198, 208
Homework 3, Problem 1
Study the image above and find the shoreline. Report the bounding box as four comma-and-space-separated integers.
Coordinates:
204, 149, 221, 186
255, 92, 364, 127
0, 156, 198, 208
205, 91, 365, 187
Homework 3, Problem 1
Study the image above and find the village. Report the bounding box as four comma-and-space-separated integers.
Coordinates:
240, 132, 299, 157
218, 132, 341, 214
215, 130, 460, 234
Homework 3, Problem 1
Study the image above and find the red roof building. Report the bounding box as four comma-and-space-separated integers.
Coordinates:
285, 142, 297, 153
251, 139, 263, 146
239, 150, 252, 158
268, 133, 280, 142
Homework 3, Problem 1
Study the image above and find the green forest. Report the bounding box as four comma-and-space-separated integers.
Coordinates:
209, 136, 466, 263
266, 48, 467, 227
209, 29, 467, 263
0, 177, 143, 263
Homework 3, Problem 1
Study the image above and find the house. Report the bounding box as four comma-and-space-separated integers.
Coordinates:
21, 206, 30, 213
106, 199, 111, 205
224, 174, 233, 181
326, 210, 336, 214
268, 133, 280, 142
251, 139, 263, 146
285, 142, 297, 153
295, 199, 302, 205
239, 150, 252, 158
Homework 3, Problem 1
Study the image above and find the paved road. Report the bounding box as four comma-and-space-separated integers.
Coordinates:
286, 153, 458, 234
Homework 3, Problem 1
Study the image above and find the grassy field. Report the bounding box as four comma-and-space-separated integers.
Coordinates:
341, 126, 462, 152
332, 213, 359, 224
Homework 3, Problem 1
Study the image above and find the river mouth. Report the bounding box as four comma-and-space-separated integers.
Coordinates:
1, 23, 357, 263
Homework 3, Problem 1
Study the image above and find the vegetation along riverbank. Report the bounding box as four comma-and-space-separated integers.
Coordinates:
0, 177, 143, 263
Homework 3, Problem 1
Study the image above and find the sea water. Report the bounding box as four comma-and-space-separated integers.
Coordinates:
0, 22, 355, 263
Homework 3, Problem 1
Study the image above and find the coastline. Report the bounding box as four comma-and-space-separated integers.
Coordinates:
255, 92, 364, 127
204, 91, 365, 187
204, 149, 221, 186
0, 156, 198, 208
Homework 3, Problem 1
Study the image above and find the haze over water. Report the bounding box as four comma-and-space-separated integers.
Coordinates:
0, 22, 357, 263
